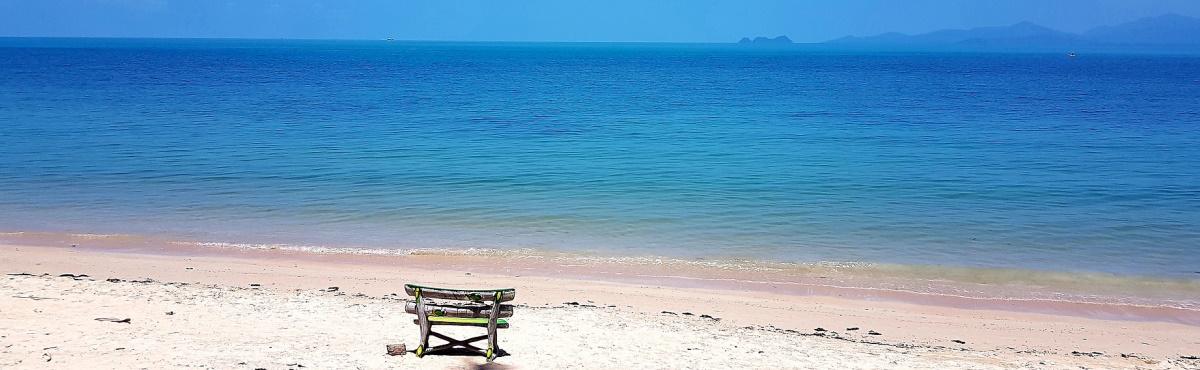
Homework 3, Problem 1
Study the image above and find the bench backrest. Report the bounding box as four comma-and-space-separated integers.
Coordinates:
404, 284, 516, 303
404, 284, 517, 320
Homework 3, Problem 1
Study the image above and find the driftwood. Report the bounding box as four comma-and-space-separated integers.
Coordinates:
13, 295, 60, 301
386, 343, 406, 356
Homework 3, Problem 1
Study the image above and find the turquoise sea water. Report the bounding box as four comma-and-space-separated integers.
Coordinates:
1, 39, 1198, 278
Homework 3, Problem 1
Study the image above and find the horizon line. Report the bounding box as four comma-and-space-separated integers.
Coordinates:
0, 35, 780, 44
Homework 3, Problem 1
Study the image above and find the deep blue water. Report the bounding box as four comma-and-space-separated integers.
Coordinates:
2, 39, 1199, 277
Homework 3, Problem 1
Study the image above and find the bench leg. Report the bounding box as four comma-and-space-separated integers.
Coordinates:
417, 322, 431, 357
486, 292, 502, 362
486, 324, 499, 361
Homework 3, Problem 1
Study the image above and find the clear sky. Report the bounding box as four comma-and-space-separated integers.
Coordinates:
2, 0, 1199, 43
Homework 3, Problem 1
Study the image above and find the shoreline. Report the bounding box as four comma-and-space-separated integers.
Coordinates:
3, 230, 1200, 325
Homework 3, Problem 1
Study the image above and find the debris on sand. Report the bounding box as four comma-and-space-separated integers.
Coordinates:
59, 273, 90, 280
94, 317, 132, 324
1070, 351, 1103, 357
385, 343, 406, 356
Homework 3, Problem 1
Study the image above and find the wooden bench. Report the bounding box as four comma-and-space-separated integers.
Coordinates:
404, 284, 516, 361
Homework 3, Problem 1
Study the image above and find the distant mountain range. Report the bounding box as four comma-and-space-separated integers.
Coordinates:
1082, 13, 1200, 45
743, 13, 1200, 52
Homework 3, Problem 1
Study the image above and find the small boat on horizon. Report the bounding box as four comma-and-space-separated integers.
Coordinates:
1067, 51, 1077, 58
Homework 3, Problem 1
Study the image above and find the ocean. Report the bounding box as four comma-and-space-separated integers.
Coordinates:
2, 38, 1198, 278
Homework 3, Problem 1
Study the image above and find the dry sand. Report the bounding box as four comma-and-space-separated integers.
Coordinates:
2, 244, 1199, 369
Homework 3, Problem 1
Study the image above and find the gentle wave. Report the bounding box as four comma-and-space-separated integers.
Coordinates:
168, 237, 1200, 311
4, 229, 1198, 313
179, 241, 547, 259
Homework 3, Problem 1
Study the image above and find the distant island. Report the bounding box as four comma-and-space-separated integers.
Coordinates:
733, 13, 1200, 53
824, 13, 1200, 52
738, 35, 793, 46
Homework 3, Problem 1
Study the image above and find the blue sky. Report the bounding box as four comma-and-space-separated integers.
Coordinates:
2, 0, 1199, 42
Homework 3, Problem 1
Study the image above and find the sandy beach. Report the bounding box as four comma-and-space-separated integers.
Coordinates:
2, 243, 1198, 369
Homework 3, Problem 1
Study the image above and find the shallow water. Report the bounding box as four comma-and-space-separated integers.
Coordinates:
1, 39, 1199, 278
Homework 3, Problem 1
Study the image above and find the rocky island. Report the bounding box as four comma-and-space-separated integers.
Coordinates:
737, 35, 793, 45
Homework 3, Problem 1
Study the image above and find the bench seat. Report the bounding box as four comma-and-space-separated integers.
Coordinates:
414, 317, 510, 328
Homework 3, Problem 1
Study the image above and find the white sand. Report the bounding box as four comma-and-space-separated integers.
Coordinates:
1, 245, 1198, 369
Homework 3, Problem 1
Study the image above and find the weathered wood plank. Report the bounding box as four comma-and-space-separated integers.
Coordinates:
404, 301, 514, 318
416, 292, 430, 354
486, 294, 502, 361
412, 319, 510, 328
404, 284, 516, 302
